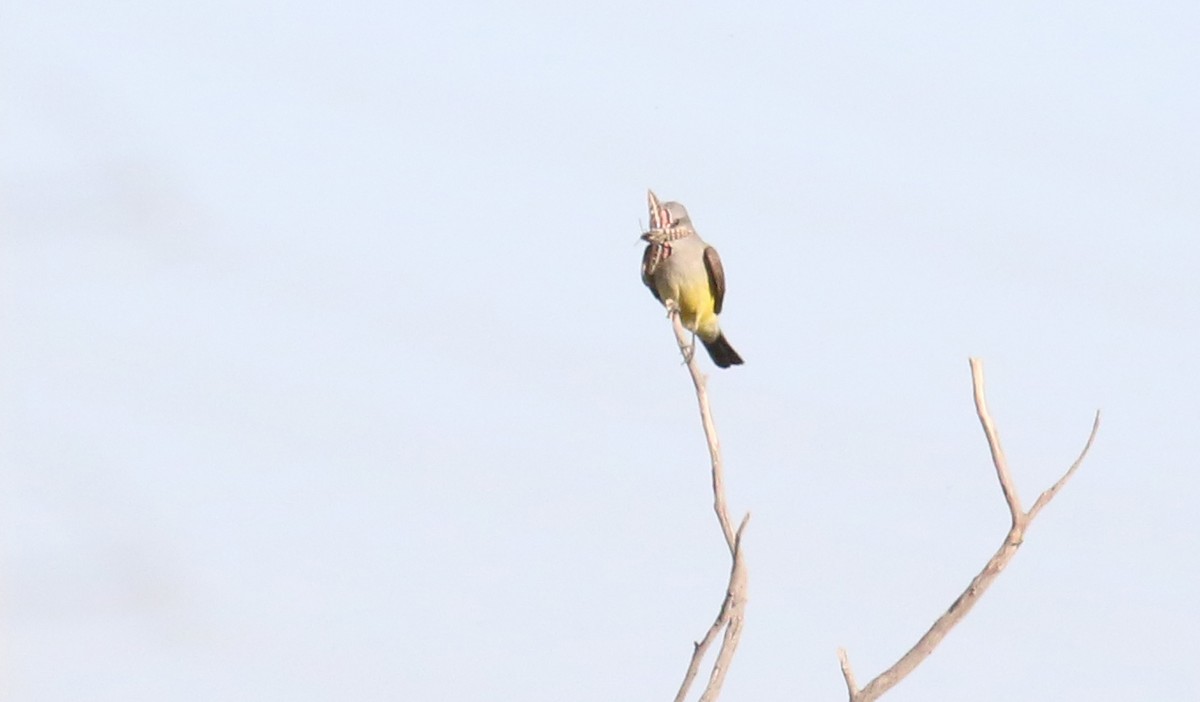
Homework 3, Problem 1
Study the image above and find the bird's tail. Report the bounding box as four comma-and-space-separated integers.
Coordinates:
702, 333, 744, 368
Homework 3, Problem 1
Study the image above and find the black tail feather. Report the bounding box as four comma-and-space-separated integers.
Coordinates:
702, 333, 744, 368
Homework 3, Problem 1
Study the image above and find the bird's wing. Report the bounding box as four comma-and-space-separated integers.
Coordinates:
703, 246, 726, 314
641, 244, 663, 302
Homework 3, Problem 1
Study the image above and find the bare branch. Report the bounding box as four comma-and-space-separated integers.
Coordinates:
1028, 411, 1101, 521
667, 308, 737, 553
674, 602, 730, 702
837, 648, 859, 698
661, 296, 749, 702
837, 358, 1099, 702
698, 517, 750, 702
847, 533, 1024, 701
969, 358, 1023, 525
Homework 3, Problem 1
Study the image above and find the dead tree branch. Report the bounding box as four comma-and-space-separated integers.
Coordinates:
836, 358, 1101, 702
648, 191, 750, 702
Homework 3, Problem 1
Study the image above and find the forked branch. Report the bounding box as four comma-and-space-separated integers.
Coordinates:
667, 308, 750, 702
837, 358, 1101, 702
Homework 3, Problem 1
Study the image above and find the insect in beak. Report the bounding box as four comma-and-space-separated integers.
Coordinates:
647, 189, 669, 230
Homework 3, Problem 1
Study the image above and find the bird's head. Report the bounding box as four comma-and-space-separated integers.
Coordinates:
641, 193, 694, 242
658, 201, 692, 230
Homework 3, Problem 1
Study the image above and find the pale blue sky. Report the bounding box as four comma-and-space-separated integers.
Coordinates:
3, 1, 1198, 700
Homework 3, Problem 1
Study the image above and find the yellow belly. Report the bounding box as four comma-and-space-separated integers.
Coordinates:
658, 276, 719, 341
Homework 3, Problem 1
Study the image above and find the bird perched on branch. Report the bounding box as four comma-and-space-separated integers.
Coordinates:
641, 191, 743, 368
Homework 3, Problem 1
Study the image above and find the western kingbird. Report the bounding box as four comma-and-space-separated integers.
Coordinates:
641, 191, 744, 368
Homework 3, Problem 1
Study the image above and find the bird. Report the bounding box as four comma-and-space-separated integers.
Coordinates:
640, 191, 744, 368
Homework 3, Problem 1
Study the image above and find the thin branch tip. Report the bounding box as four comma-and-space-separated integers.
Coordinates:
970, 357, 1024, 520
1026, 407, 1102, 520
837, 647, 859, 698
734, 512, 751, 542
